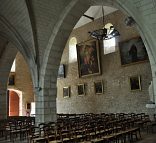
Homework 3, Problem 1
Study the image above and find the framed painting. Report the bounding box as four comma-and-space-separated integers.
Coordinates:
26, 102, 31, 110
77, 84, 85, 96
63, 86, 70, 98
94, 80, 103, 94
8, 72, 15, 86
129, 75, 141, 91
119, 37, 148, 66
58, 64, 65, 79
76, 39, 101, 77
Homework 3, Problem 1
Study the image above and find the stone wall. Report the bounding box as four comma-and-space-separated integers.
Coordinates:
14, 52, 34, 115
57, 10, 153, 115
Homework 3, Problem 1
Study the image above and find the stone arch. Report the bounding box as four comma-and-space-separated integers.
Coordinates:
0, 14, 38, 90
0, 34, 35, 118
8, 89, 23, 116
0, 10, 38, 118
38, 0, 156, 123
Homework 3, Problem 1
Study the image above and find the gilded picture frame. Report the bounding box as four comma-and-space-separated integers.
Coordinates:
119, 37, 148, 66
76, 39, 101, 77
129, 75, 141, 91
63, 86, 70, 98
94, 80, 104, 94
26, 102, 31, 110
77, 84, 85, 96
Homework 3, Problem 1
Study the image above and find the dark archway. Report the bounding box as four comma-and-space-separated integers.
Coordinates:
9, 90, 19, 116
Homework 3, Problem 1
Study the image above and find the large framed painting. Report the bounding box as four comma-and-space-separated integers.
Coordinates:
129, 75, 141, 91
26, 102, 31, 110
76, 39, 101, 78
94, 80, 104, 94
119, 37, 148, 66
63, 86, 70, 98
77, 84, 85, 96
58, 64, 65, 79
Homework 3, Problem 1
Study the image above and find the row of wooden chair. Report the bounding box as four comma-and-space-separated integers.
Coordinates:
1, 113, 155, 143
0, 116, 35, 142
28, 113, 147, 143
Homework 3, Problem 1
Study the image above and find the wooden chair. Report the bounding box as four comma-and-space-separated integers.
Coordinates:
28, 126, 47, 143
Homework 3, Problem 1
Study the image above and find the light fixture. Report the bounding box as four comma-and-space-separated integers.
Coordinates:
89, 6, 120, 40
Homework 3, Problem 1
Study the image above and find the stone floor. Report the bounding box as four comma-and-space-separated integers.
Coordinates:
0, 132, 156, 143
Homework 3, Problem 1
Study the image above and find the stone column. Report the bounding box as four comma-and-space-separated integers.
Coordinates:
0, 91, 8, 119
152, 68, 156, 105
35, 87, 57, 125
150, 56, 156, 106
142, 36, 156, 117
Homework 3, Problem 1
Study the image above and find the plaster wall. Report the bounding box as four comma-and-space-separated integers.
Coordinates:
14, 52, 34, 115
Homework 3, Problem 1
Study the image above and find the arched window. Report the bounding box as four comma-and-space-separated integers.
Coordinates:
11, 59, 16, 72
69, 37, 77, 63
103, 23, 116, 55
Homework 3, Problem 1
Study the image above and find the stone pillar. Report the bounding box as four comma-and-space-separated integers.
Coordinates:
0, 92, 8, 119
150, 62, 156, 117
144, 39, 156, 113
35, 88, 57, 125
150, 61, 156, 107
150, 55, 156, 105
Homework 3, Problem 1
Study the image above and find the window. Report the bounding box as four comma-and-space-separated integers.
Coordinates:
103, 23, 116, 55
103, 37, 116, 54
69, 37, 77, 63
30, 102, 35, 117
11, 60, 16, 72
